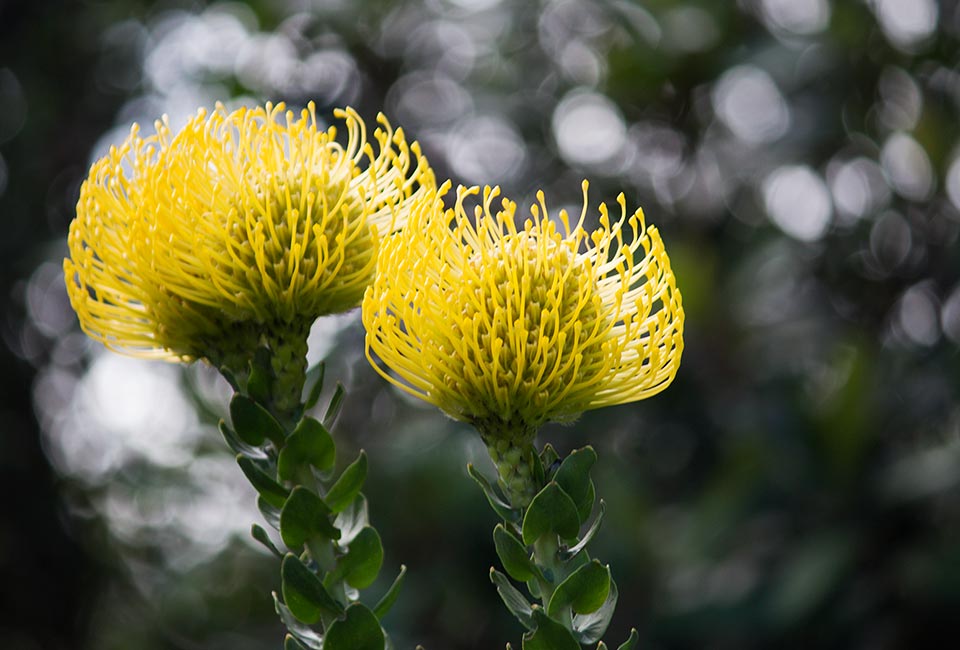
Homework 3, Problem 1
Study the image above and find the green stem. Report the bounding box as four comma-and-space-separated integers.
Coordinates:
221, 344, 398, 649
532, 535, 560, 602
265, 320, 311, 426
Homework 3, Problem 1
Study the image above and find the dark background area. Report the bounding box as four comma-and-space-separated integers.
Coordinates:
3, 0, 960, 648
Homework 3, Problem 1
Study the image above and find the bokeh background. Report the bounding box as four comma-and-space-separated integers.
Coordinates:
3, 0, 960, 648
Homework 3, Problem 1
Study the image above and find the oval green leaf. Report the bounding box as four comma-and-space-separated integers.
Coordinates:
324, 603, 385, 650
280, 554, 343, 624
547, 560, 610, 617
237, 455, 289, 509
251, 523, 283, 558
230, 394, 285, 447
554, 447, 597, 525
494, 524, 537, 582
326, 451, 368, 513
337, 526, 384, 589
303, 362, 326, 410
572, 577, 618, 644
522, 607, 580, 650
277, 417, 335, 481
280, 487, 339, 549
521, 482, 580, 545
273, 594, 324, 650
490, 568, 534, 630
468, 463, 520, 523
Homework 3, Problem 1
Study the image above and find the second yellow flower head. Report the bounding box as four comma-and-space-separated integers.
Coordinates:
363, 181, 684, 441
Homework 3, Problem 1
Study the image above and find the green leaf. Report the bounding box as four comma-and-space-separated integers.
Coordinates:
617, 629, 639, 650
554, 447, 597, 525
547, 560, 610, 617
336, 526, 384, 589
573, 578, 618, 644
494, 524, 538, 582
334, 494, 369, 545
324, 603, 385, 650
219, 420, 268, 459
258, 496, 282, 530
522, 482, 581, 545
562, 501, 605, 560
278, 417, 336, 481
284, 635, 308, 650
597, 644, 607, 650
280, 487, 340, 548
281, 554, 343, 624
373, 565, 407, 618
326, 451, 368, 513
231, 394, 285, 447
468, 464, 520, 523
490, 568, 534, 630
237, 455, 290, 508
522, 607, 580, 650
218, 366, 240, 391
527, 576, 541, 600
274, 594, 324, 650
531, 448, 545, 488
323, 382, 346, 428
247, 347, 274, 405
251, 524, 283, 558
303, 362, 326, 410
540, 444, 561, 477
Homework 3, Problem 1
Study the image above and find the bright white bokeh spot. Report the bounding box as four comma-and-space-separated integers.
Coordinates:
27, 262, 75, 338
145, 7, 254, 91
870, 0, 937, 49
712, 65, 790, 144
881, 132, 933, 201
877, 67, 923, 131
40, 354, 199, 481
760, 0, 830, 35
828, 157, 890, 223
448, 115, 527, 183
898, 285, 939, 347
552, 90, 626, 167
391, 72, 473, 127
946, 156, 960, 212
870, 211, 912, 270
941, 284, 960, 345
628, 122, 686, 183
447, 0, 502, 11
763, 165, 832, 241
558, 40, 603, 86
86, 356, 197, 465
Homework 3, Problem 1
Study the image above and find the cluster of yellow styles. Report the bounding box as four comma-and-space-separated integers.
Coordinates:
65, 102, 684, 441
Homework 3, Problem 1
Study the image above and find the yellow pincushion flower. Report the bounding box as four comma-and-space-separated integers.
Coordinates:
363, 181, 684, 442
65, 102, 433, 366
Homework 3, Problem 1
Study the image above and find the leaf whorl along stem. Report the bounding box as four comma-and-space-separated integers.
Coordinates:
220, 349, 402, 650
474, 443, 637, 649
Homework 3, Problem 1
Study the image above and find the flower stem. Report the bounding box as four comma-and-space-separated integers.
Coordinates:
220, 347, 399, 649
483, 435, 540, 508
476, 442, 624, 648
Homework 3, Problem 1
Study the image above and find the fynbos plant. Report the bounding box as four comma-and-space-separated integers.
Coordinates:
364, 181, 684, 648
64, 101, 435, 649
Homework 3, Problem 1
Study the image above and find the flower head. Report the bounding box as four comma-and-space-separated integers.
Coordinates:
65, 102, 433, 364
363, 181, 684, 441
